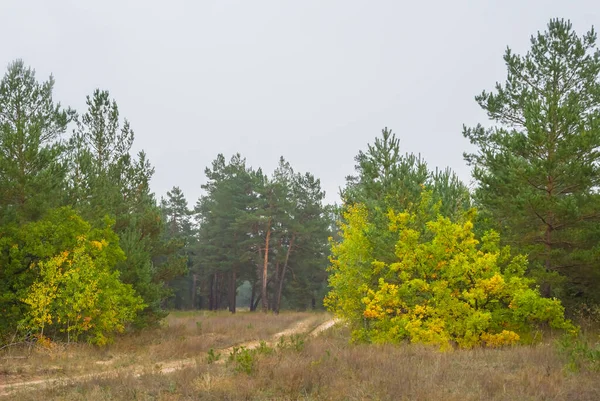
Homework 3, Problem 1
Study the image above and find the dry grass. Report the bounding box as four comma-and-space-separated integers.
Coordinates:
8, 323, 600, 401
0, 311, 329, 388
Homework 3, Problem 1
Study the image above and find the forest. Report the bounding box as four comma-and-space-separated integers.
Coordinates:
0, 18, 599, 351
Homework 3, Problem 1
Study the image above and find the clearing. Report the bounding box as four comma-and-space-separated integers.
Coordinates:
1, 311, 599, 400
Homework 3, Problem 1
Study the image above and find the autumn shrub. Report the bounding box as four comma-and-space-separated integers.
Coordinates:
325, 194, 576, 350
16, 208, 145, 345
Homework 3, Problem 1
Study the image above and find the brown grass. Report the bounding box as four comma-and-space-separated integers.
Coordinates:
7, 322, 599, 401
0, 311, 329, 388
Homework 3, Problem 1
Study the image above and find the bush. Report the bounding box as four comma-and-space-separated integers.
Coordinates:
326, 195, 576, 350
17, 208, 144, 345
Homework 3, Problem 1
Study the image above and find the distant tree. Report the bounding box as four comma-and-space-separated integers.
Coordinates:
271, 162, 329, 312
463, 19, 600, 304
193, 154, 331, 313
162, 187, 194, 239
0, 60, 73, 223
195, 154, 257, 312
161, 186, 195, 309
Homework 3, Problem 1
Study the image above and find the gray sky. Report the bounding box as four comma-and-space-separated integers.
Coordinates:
1, 0, 598, 205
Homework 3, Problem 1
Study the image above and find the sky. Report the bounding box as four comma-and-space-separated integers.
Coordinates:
1, 0, 598, 206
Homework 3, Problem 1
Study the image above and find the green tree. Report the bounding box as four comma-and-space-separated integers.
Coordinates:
193, 154, 332, 313
20, 217, 144, 345
162, 187, 194, 239
463, 19, 600, 304
271, 163, 330, 312
0, 207, 135, 343
342, 128, 470, 266
68, 89, 184, 326
161, 186, 195, 309
0, 60, 73, 224
326, 193, 575, 349
194, 154, 257, 312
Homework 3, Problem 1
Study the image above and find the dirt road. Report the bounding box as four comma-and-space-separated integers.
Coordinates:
0, 316, 339, 398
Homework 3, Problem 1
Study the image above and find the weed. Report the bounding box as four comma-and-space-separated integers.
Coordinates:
557, 334, 600, 372
228, 346, 256, 374
256, 341, 274, 356
277, 334, 305, 352
206, 348, 221, 364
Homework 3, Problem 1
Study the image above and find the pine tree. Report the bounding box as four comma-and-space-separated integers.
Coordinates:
193, 154, 332, 313
463, 19, 600, 304
161, 186, 193, 239
160, 186, 195, 309
68, 89, 184, 326
272, 164, 329, 312
194, 154, 258, 312
0, 60, 73, 223
342, 128, 470, 265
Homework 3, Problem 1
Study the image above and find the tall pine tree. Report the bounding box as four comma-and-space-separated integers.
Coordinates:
68, 89, 184, 326
463, 19, 600, 304
0, 60, 73, 223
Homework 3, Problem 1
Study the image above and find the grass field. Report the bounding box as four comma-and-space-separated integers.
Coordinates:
1, 311, 599, 400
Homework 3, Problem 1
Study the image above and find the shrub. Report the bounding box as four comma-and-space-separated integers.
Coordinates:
326, 195, 576, 350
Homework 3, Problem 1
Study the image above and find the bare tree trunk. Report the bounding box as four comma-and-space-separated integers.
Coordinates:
250, 281, 256, 311
252, 245, 264, 312
275, 233, 296, 314
208, 274, 214, 310
216, 273, 223, 309
261, 217, 272, 313
229, 269, 237, 313
542, 175, 555, 298
270, 261, 280, 311
191, 274, 197, 310
253, 294, 262, 312
254, 276, 275, 311
211, 272, 219, 310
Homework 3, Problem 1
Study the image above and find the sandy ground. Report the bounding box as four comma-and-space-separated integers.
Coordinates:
0, 316, 340, 398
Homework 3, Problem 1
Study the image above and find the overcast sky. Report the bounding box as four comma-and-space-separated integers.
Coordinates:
1, 1, 598, 205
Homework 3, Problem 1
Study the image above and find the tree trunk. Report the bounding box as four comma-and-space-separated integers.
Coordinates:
261, 217, 272, 313
252, 245, 264, 312
191, 274, 197, 310
275, 233, 296, 314
250, 281, 256, 311
253, 294, 262, 312
270, 261, 280, 311
254, 276, 275, 312
216, 272, 223, 309
542, 174, 555, 298
208, 273, 214, 310
211, 272, 219, 310
229, 270, 237, 313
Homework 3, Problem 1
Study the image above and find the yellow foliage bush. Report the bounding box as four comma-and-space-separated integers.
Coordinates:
326, 193, 576, 349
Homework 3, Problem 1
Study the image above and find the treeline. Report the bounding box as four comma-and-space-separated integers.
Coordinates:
0, 61, 332, 346
160, 155, 333, 313
2, 17, 598, 348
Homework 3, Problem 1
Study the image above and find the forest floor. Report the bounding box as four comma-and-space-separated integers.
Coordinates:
1, 311, 599, 400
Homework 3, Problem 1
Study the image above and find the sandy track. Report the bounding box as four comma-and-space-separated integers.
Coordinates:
0, 317, 339, 397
